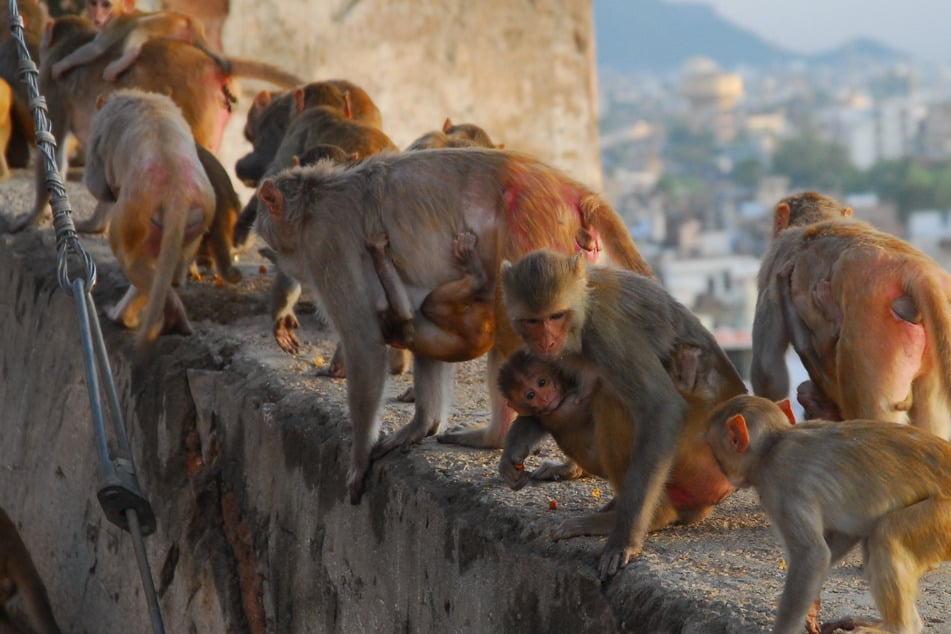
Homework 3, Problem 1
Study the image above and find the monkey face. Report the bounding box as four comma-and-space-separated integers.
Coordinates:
507, 367, 564, 415
516, 310, 573, 361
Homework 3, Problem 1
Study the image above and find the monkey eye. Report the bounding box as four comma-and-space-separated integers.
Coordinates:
525, 390, 536, 401
538, 378, 547, 388
550, 311, 567, 320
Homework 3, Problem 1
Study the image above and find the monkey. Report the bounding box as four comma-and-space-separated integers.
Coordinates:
706, 394, 951, 634
405, 117, 500, 151
498, 249, 746, 579
75, 141, 243, 285
0, 0, 47, 169
253, 147, 651, 504
366, 230, 495, 362
83, 89, 215, 346
7, 14, 302, 234
751, 191, 951, 438
238, 86, 399, 371
51, 9, 232, 82
234, 79, 383, 188
0, 506, 62, 634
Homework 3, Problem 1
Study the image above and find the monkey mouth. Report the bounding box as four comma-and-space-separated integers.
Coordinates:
538, 394, 565, 414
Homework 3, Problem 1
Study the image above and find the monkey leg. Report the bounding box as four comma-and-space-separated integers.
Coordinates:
499, 416, 547, 490
859, 499, 951, 634
551, 510, 615, 541
160, 288, 192, 336
107, 286, 148, 329
76, 200, 115, 234
437, 347, 515, 448
372, 355, 451, 461
269, 272, 302, 355
103, 45, 143, 82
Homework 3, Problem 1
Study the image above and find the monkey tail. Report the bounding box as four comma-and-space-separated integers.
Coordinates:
136, 198, 189, 349
580, 194, 654, 277
225, 57, 304, 89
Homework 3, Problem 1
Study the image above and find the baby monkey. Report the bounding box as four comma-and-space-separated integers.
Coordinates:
707, 394, 951, 634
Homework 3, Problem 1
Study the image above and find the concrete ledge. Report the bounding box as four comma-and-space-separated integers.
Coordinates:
1, 173, 948, 633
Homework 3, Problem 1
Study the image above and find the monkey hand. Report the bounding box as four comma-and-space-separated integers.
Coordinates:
273, 314, 301, 354
598, 537, 639, 581
499, 455, 530, 490
8, 209, 47, 234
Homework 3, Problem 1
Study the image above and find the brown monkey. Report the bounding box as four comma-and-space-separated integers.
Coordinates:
51, 9, 231, 81
235, 79, 382, 187
240, 87, 399, 364
7, 14, 301, 233
366, 230, 495, 362
707, 394, 951, 634
84, 89, 215, 346
405, 117, 499, 151
0, 0, 47, 169
499, 249, 744, 578
76, 142, 243, 285
0, 506, 61, 634
752, 191, 951, 438
254, 148, 651, 504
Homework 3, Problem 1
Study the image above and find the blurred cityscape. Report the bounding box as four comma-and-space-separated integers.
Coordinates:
596, 21, 951, 379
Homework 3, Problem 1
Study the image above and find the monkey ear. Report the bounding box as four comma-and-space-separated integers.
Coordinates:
95, 94, 106, 110
776, 399, 797, 426
842, 207, 854, 217
290, 155, 301, 167
253, 90, 272, 112
570, 253, 585, 276
348, 152, 360, 162
725, 415, 750, 453
501, 259, 513, 273
293, 88, 306, 115
442, 117, 453, 133
341, 91, 353, 119
773, 203, 791, 235
257, 180, 284, 219
496, 143, 505, 150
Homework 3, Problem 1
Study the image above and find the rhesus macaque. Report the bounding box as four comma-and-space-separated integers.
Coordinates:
752, 191, 951, 438
499, 249, 745, 578
253, 148, 651, 504
707, 394, 951, 634
0, 0, 47, 168
239, 86, 399, 367
0, 506, 61, 634
405, 117, 500, 151
367, 230, 495, 361
235, 79, 382, 187
76, 142, 243, 284
84, 89, 214, 346
52, 9, 231, 81
7, 14, 301, 233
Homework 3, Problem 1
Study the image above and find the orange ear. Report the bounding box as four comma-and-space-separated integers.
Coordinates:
773, 202, 791, 235
776, 399, 797, 426
293, 88, 306, 115
95, 94, 106, 110
442, 117, 453, 133
842, 206, 854, 217
342, 91, 352, 119
290, 155, 301, 167
257, 180, 284, 219
253, 90, 271, 112
725, 414, 750, 453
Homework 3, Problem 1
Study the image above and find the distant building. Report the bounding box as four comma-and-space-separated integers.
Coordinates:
679, 57, 744, 143
918, 104, 951, 161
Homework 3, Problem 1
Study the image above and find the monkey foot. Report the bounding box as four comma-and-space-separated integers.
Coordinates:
395, 386, 415, 403
8, 211, 44, 234
435, 422, 505, 448
533, 460, 584, 482
221, 267, 243, 285
451, 231, 477, 261
347, 465, 368, 505
371, 421, 436, 460
820, 617, 886, 633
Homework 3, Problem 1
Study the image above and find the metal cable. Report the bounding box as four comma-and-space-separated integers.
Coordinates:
7, 3, 165, 632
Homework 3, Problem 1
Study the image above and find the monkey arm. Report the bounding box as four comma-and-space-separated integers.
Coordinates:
750, 289, 792, 400
51, 33, 120, 78
770, 515, 832, 634
499, 416, 547, 490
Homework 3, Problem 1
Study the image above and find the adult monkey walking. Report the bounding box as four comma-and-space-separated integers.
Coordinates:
254, 148, 651, 504
752, 191, 951, 437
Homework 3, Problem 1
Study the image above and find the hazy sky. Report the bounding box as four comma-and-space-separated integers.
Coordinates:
667, 0, 951, 63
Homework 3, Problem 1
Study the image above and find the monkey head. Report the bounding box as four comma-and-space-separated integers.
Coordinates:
705, 395, 796, 487
501, 250, 587, 362
497, 350, 566, 416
